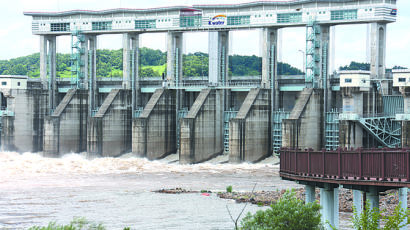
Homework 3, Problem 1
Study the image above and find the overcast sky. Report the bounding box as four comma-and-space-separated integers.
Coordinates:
1, 0, 409, 71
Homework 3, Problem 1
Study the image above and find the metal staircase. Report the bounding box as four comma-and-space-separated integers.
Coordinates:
223, 110, 238, 153
177, 107, 188, 150
70, 29, 85, 88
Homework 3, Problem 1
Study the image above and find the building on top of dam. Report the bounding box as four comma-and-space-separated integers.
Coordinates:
25, 0, 397, 35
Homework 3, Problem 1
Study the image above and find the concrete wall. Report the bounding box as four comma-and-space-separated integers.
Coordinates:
88, 89, 132, 157
282, 88, 324, 150
339, 87, 364, 148
229, 88, 271, 163
180, 88, 223, 164
1, 88, 47, 152
402, 121, 410, 148
133, 88, 176, 160
43, 89, 88, 156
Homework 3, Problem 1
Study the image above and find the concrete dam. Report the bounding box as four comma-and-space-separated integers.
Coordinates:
4, 0, 407, 164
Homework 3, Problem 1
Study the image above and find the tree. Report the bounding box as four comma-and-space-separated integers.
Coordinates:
11, 64, 27, 75
339, 62, 370, 71
240, 190, 322, 230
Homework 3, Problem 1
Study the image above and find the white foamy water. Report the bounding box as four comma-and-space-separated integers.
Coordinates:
0, 151, 278, 176
0, 151, 299, 229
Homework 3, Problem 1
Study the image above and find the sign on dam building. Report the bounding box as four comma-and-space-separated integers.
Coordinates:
4, 0, 406, 164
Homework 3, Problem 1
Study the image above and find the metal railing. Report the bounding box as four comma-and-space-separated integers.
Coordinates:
280, 148, 410, 185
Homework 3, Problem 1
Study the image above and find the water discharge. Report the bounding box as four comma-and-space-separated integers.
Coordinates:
0, 152, 353, 229
0, 151, 297, 229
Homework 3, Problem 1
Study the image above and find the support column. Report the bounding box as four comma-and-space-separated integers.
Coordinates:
123, 33, 140, 112
88, 35, 97, 115
80, 35, 90, 90
399, 188, 408, 230
40, 35, 57, 110
340, 85, 364, 149
261, 28, 277, 89
48, 36, 57, 110
40, 35, 48, 89
353, 190, 363, 216
166, 32, 183, 86
399, 87, 410, 147
370, 23, 387, 114
305, 185, 316, 203
208, 31, 229, 85
320, 185, 339, 230
366, 186, 379, 210
370, 23, 386, 81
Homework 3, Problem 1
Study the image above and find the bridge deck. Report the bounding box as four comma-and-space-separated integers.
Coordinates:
280, 148, 410, 188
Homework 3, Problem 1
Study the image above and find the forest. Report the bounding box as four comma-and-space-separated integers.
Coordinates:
1, 48, 406, 79
0, 48, 303, 78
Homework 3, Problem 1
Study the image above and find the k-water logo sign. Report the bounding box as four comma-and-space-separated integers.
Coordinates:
391, 9, 397, 15
209, 15, 227, 25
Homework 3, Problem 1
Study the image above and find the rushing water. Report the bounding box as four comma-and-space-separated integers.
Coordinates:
0, 151, 303, 229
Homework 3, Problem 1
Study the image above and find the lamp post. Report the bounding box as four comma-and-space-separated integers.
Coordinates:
298, 49, 305, 74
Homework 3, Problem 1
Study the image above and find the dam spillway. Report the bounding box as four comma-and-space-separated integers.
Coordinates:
3, 0, 408, 163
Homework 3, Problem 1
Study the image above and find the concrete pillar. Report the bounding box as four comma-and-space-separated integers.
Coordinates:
305, 184, 316, 203
80, 37, 88, 89
340, 88, 364, 148
123, 33, 140, 113
123, 33, 139, 89
369, 23, 387, 113
261, 28, 277, 89
40, 35, 48, 89
399, 87, 410, 147
48, 36, 57, 110
208, 31, 229, 85
40, 35, 57, 110
353, 190, 363, 216
370, 23, 386, 80
366, 186, 379, 211
320, 186, 339, 230
399, 188, 408, 230
320, 26, 330, 90
88, 35, 97, 115
166, 32, 183, 86
229, 89, 271, 163
180, 89, 224, 164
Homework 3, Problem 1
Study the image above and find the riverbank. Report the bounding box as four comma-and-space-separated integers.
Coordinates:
156, 187, 408, 216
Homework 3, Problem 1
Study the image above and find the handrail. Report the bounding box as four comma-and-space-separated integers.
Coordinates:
280, 148, 410, 186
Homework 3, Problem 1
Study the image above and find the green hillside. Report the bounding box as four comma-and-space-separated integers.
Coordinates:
0, 48, 304, 78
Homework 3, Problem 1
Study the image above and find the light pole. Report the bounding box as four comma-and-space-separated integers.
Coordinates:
298, 49, 305, 74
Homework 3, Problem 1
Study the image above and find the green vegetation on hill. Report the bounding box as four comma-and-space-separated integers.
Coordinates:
0, 48, 304, 78
339, 61, 407, 72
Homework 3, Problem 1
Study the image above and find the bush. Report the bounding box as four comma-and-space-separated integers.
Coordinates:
226, 185, 233, 193
240, 190, 322, 230
28, 217, 106, 230
351, 200, 410, 230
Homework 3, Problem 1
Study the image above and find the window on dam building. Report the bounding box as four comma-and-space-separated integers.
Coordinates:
92, 21, 112, 31
180, 15, 202, 27
277, 13, 302, 23
331, 9, 358, 20
227, 15, 250, 26
135, 20, 156, 29
50, 23, 70, 32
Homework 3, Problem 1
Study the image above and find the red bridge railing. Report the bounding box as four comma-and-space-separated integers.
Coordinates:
280, 148, 410, 184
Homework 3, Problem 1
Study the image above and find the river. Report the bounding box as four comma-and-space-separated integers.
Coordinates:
0, 151, 353, 229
